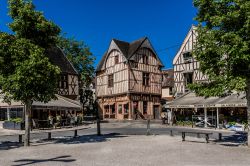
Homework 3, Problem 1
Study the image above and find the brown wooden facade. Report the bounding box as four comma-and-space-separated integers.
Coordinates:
96, 37, 163, 120
47, 47, 79, 100
173, 26, 208, 97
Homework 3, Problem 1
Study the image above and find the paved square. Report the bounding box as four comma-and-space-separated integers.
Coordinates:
0, 134, 249, 166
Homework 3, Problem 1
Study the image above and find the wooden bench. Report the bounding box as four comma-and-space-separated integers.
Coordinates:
180, 131, 213, 143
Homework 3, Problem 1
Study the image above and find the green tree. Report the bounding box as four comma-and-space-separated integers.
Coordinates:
0, 0, 61, 146
191, 0, 250, 145
57, 36, 95, 86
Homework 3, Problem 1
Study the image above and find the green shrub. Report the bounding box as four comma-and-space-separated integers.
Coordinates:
6, 118, 23, 123
228, 121, 236, 126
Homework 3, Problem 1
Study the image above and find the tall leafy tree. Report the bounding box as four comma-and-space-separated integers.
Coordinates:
57, 36, 95, 86
0, 0, 61, 146
191, 0, 250, 145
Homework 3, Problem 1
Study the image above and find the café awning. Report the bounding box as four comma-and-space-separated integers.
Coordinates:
0, 95, 81, 110
165, 92, 246, 109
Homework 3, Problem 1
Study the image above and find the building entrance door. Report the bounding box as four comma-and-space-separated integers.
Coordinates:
153, 105, 160, 119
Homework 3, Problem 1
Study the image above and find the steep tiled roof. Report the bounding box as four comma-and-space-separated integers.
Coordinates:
96, 37, 162, 72
46, 46, 78, 75
113, 39, 129, 57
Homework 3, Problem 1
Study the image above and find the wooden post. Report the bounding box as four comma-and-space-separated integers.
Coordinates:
74, 130, 77, 137
97, 118, 101, 136
182, 132, 185, 141
205, 134, 209, 143
170, 108, 173, 126
216, 107, 219, 129
7, 107, 10, 121
170, 130, 173, 136
19, 135, 22, 144
218, 133, 222, 141
48, 132, 51, 140
204, 107, 207, 128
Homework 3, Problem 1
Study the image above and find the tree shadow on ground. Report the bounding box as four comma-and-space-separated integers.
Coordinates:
213, 132, 247, 147
34, 133, 127, 145
12, 155, 75, 166
0, 141, 22, 151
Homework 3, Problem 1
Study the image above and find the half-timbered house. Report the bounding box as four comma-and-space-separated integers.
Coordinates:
46, 47, 79, 100
167, 25, 247, 129
173, 25, 208, 97
0, 46, 81, 123
96, 37, 163, 120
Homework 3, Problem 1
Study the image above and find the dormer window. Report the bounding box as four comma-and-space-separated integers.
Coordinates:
183, 52, 192, 61
143, 55, 148, 64
115, 55, 119, 64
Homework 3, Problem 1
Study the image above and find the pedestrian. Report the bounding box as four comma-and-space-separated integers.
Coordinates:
161, 111, 166, 124
48, 114, 54, 128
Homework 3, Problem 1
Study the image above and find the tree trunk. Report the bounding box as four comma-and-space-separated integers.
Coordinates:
24, 100, 32, 147
246, 78, 250, 147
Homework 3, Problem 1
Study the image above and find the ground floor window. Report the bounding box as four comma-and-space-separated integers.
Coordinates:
0, 108, 7, 120
124, 104, 129, 114
111, 104, 116, 114
104, 105, 109, 114
0, 107, 23, 121
118, 104, 122, 114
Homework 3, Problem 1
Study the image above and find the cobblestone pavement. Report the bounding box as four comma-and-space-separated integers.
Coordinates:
0, 134, 249, 166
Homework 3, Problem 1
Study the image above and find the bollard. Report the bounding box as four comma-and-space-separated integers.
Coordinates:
48, 132, 51, 140
19, 135, 22, 143
218, 133, 222, 141
170, 130, 173, 136
146, 119, 150, 136
97, 118, 101, 136
74, 129, 78, 138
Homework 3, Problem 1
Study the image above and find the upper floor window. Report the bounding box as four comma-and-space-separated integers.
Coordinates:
184, 72, 193, 92
115, 55, 119, 64
183, 52, 192, 61
59, 74, 68, 89
169, 87, 173, 95
108, 74, 114, 87
143, 55, 148, 64
142, 73, 150, 86
130, 61, 138, 68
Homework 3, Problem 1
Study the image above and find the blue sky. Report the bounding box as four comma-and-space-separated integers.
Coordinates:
0, 0, 197, 69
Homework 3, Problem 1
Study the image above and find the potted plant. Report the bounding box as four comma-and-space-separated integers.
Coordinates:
3, 118, 24, 130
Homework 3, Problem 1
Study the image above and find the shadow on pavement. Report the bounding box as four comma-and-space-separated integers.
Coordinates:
12, 155, 75, 166
34, 133, 127, 145
214, 131, 247, 147
0, 141, 22, 151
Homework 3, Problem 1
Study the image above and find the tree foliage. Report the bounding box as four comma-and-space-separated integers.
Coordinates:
57, 35, 95, 86
0, 0, 62, 146
190, 0, 250, 97
8, 0, 60, 48
0, 0, 61, 103
0, 33, 60, 103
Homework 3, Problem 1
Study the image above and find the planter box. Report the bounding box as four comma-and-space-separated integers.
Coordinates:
3, 121, 24, 130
